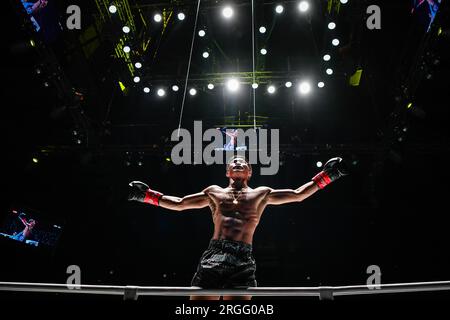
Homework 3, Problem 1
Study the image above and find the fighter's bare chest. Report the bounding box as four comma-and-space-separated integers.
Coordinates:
208, 191, 264, 211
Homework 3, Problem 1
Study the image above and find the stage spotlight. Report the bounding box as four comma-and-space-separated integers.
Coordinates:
318, 81, 325, 88
298, 1, 310, 12
267, 85, 276, 94
260, 48, 267, 55
135, 62, 142, 69
189, 88, 197, 96
316, 161, 323, 168
123, 46, 131, 53
198, 30, 206, 37
157, 88, 166, 97
285, 81, 292, 88
122, 26, 130, 33
340, 0, 348, 4
133, 76, 140, 83
207, 83, 214, 90
172, 85, 179, 92
275, 5, 284, 14
323, 54, 331, 61
326, 68, 333, 75
202, 51, 209, 58
109, 5, 117, 13
222, 6, 234, 19
328, 22, 336, 30
177, 12, 185, 21
298, 81, 311, 95
259, 26, 266, 34
226, 78, 240, 92
154, 14, 162, 22
252, 83, 259, 89
143, 87, 150, 93
332, 38, 340, 46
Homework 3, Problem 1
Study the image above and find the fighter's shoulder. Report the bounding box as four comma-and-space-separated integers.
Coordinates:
253, 186, 273, 194
202, 185, 223, 193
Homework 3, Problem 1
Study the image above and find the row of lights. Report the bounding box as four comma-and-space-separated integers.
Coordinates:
137, 79, 325, 97
319, 1, 351, 78
109, 1, 349, 25
113, 1, 351, 93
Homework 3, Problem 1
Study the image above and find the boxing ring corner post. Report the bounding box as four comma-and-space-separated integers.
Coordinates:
1, 281, 450, 300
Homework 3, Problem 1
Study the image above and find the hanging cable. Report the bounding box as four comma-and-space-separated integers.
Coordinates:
251, 0, 256, 130
177, 0, 202, 137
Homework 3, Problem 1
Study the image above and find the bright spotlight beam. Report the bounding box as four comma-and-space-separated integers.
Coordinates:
298, 1, 310, 12
226, 78, 240, 92
298, 82, 311, 95
222, 7, 234, 19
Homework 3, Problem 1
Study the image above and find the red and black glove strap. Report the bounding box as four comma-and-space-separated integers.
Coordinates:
312, 171, 332, 189
144, 189, 163, 206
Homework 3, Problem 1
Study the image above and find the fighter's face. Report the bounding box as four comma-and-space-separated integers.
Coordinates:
226, 158, 252, 180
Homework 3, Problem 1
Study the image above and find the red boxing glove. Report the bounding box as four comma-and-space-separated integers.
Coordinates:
312, 157, 348, 189
143, 189, 163, 206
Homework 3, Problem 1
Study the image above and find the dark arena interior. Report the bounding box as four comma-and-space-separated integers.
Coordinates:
2, 0, 450, 313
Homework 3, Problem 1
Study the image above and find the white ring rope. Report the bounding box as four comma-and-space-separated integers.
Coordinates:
1, 281, 450, 300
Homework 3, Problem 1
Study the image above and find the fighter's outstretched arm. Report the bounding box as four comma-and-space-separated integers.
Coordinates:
265, 157, 348, 206
159, 190, 211, 211
128, 181, 213, 211
18, 213, 29, 226
265, 181, 319, 205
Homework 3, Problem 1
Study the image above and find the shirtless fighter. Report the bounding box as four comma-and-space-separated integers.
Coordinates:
128, 156, 348, 300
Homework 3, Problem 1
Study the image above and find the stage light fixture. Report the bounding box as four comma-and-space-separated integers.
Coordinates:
275, 5, 284, 14
227, 78, 240, 92
298, 81, 311, 95
157, 88, 166, 97
222, 7, 234, 19
299, 1, 310, 12
154, 14, 162, 22
109, 5, 117, 13
267, 85, 276, 94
